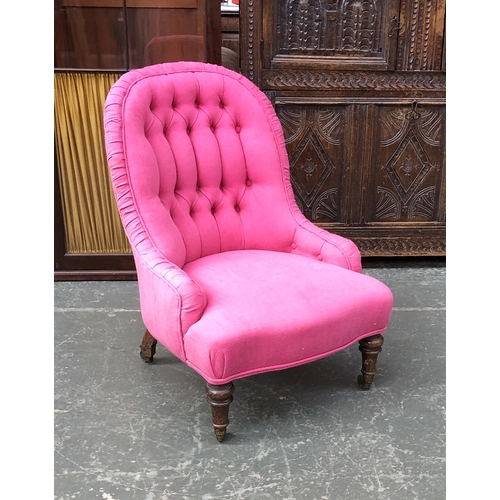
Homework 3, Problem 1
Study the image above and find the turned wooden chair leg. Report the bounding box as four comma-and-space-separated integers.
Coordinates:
357, 334, 384, 390
140, 329, 157, 363
205, 382, 235, 442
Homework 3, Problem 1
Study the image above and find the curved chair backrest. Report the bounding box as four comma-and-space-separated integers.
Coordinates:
104, 62, 302, 269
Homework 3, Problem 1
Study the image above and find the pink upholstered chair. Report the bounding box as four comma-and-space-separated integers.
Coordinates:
104, 62, 393, 442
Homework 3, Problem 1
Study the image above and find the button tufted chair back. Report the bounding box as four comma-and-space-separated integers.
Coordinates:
106, 62, 312, 269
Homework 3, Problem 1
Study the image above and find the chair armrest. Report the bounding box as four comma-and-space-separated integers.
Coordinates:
134, 253, 207, 362
291, 216, 362, 273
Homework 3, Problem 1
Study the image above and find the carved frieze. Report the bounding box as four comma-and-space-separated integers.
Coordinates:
264, 70, 446, 91
355, 235, 446, 256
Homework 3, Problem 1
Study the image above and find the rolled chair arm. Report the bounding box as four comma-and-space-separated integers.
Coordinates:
291, 216, 362, 273
134, 253, 207, 362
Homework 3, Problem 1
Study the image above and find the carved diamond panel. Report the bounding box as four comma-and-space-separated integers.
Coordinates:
276, 104, 346, 222
372, 104, 444, 222
289, 126, 335, 207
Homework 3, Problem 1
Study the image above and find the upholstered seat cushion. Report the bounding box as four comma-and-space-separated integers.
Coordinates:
183, 250, 393, 384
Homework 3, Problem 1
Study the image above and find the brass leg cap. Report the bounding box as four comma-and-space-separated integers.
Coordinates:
214, 428, 226, 443
358, 375, 371, 390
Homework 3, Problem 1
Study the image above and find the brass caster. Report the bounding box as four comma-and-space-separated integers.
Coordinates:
358, 375, 372, 390
140, 351, 154, 364
214, 428, 227, 443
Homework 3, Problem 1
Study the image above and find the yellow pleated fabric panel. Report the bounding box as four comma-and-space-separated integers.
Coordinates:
54, 72, 132, 254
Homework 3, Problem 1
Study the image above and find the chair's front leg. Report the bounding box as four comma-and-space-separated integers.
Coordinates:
205, 382, 235, 442
357, 334, 384, 389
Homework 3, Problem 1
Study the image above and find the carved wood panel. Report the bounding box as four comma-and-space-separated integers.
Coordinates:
279, 0, 384, 56
396, 0, 446, 71
367, 102, 445, 224
263, 0, 400, 71
276, 104, 348, 222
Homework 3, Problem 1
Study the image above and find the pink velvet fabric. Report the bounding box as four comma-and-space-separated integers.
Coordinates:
104, 62, 393, 384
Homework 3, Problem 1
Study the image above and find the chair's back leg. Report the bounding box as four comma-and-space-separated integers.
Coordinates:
140, 329, 158, 363
357, 334, 384, 389
205, 382, 235, 442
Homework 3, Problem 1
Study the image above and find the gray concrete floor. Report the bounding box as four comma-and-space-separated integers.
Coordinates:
54, 258, 445, 500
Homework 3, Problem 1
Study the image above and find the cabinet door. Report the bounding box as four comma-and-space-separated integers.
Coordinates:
276, 102, 352, 225
126, 0, 220, 68
266, 0, 400, 69
241, 0, 401, 85
366, 102, 445, 224
274, 99, 446, 256
54, 0, 221, 70
54, 0, 127, 69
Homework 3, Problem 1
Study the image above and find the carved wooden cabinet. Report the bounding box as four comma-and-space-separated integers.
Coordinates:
239, 0, 445, 256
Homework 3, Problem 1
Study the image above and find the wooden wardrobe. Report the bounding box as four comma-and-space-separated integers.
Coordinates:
239, 0, 446, 256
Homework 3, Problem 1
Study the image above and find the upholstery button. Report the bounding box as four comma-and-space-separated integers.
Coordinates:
291, 243, 297, 250
245, 179, 252, 187
235, 125, 241, 133
318, 255, 323, 261
219, 101, 224, 108
210, 125, 215, 132
186, 127, 191, 134
234, 205, 240, 213
211, 206, 216, 214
